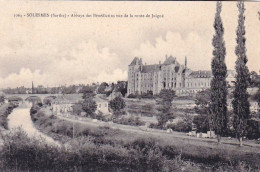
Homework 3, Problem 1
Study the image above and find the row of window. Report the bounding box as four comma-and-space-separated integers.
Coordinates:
186, 82, 210, 88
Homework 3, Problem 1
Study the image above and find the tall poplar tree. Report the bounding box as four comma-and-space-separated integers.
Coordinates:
210, 1, 228, 143
232, 1, 250, 147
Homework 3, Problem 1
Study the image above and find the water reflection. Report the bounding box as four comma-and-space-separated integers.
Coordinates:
8, 103, 59, 146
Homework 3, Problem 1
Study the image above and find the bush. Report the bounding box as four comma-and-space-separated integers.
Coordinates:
113, 116, 145, 126
167, 120, 192, 132
0, 103, 17, 129
192, 114, 210, 133
149, 122, 163, 129
127, 94, 137, 98
109, 96, 126, 117
246, 119, 260, 140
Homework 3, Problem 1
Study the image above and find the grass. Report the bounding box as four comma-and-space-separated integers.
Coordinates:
0, 127, 257, 172
30, 105, 260, 170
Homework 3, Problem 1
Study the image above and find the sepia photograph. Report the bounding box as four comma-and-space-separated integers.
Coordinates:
0, 1, 259, 171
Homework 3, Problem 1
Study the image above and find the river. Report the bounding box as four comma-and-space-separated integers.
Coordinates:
7, 103, 59, 146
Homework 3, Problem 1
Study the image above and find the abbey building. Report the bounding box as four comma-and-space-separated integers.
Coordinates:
127, 56, 235, 96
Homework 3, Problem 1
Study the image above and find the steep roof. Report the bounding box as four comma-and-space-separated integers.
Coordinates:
129, 57, 141, 66
141, 65, 160, 73
163, 56, 176, 65
189, 71, 212, 78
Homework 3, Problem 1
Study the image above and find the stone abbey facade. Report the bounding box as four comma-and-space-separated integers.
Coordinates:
127, 56, 235, 96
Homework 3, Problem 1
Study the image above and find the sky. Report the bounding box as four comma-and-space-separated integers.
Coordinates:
0, 1, 259, 88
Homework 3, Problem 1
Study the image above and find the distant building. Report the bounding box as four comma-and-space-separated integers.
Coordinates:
32, 81, 35, 94
51, 96, 74, 116
94, 97, 109, 114
127, 56, 235, 96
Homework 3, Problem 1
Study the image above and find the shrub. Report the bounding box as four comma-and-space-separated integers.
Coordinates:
113, 116, 145, 126
127, 94, 137, 98
246, 119, 260, 140
192, 114, 210, 133
0, 103, 17, 129
149, 122, 163, 129
109, 96, 126, 117
167, 120, 192, 133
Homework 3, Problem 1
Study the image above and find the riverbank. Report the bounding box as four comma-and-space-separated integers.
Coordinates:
8, 106, 59, 146
29, 105, 260, 171
0, 103, 17, 131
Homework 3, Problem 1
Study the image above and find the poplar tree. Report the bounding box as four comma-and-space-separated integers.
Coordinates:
232, 1, 250, 147
210, 1, 228, 143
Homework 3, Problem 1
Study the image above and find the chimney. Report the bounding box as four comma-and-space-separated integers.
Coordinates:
165, 55, 168, 60
159, 61, 161, 65
140, 58, 142, 65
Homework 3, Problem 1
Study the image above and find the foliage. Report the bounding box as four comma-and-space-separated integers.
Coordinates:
127, 93, 137, 98
81, 86, 96, 100
62, 85, 77, 94
97, 82, 109, 94
249, 71, 260, 87
167, 114, 193, 132
246, 119, 260, 140
195, 89, 211, 114
81, 99, 97, 117
43, 96, 56, 106
156, 89, 175, 128
194, 114, 213, 133
232, 2, 251, 144
141, 90, 154, 99
27, 109, 260, 171
192, 114, 210, 133
149, 122, 162, 129
167, 121, 191, 133
72, 103, 83, 116
210, 1, 228, 139
0, 95, 5, 103
0, 103, 17, 129
109, 96, 126, 116
114, 81, 127, 97
251, 88, 260, 113
113, 116, 145, 126
127, 91, 154, 99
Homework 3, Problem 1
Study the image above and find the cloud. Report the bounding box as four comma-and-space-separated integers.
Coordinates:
132, 31, 212, 70
95, 69, 127, 83
0, 40, 126, 88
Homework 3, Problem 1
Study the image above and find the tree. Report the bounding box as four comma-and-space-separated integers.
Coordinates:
0, 95, 5, 104
195, 89, 211, 114
81, 86, 96, 100
195, 89, 213, 131
81, 99, 97, 117
232, 2, 251, 147
210, 1, 228, 143
252, 89, 260, 114
115, 81, 128, 97
109, 96, 126, 117
193, 114, 210, 133
98, 82, 109, 94
156, 89, 175, 128
249, 71, 260, 87
72, 103, 83, 116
